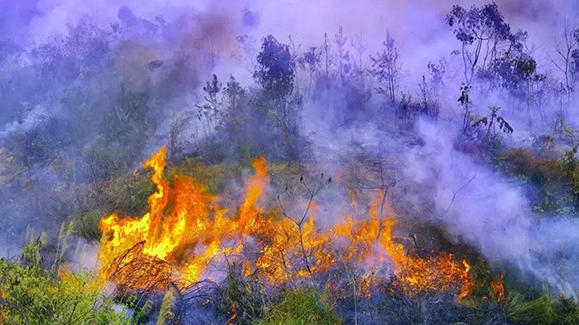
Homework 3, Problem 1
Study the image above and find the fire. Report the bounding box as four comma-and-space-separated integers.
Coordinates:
99, 147, 227, 289
332, 191, 474, 297
492, 274, 505, 301
98, 147, 473, 298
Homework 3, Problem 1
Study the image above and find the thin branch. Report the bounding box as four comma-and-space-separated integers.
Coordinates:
444, 167, 479, 214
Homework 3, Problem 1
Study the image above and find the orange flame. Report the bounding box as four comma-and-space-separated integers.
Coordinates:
492, 274, 505, 301
98, 147, 473, 298
332, 191, 474, 297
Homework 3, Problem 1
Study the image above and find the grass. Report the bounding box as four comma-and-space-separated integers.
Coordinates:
503, 292, 579, 325
254, 289, 339, 325
0, 242, 140, 325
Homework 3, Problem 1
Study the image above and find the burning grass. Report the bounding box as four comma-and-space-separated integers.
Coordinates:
98, 147, 474, 301
4, 147, 579, 325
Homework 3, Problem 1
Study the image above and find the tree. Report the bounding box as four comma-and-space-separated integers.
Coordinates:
351, 33, 367, 86
488, 53, 546, 126
427, 59, 446, 110
254, 35, 295, 103
370, 31, 401, 103
458, 83, 473, 135
322, 32, 333, 90
253, 35, 299, 134
335, 26, 351, 86
472, 106, 514, 140
446, 3, 523, 86
516, 57, 546, 127
196, 74, 222, 137
223, 75, 246, 115
218, 75, 247, 136
548, 19, 579, 109
168, 113, 193, 162
298, 46, 322, 98
416, 75, 439, 119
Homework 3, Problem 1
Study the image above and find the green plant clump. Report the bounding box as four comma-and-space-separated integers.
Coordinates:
254, 289, 339, 325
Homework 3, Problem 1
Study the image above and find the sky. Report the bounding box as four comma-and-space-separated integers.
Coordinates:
2, 0, 576, 67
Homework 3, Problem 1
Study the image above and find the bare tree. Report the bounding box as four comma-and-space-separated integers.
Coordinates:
168, 112, 193, 162
299, 47, 321, 98
351, 33, 367, 86
322, 32, 333, 91
335, 26, 349, 86
548, 19, 579, 109
277, 173, 332, 277
427, 59, 446, 108
235, 34, 259, 74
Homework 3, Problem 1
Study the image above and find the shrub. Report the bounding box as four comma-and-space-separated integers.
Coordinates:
103, 172, 154, 216
503, 291, 579, 325
255, 289, 339, 325
0, 260, 137, 325
76, 209, 103, 240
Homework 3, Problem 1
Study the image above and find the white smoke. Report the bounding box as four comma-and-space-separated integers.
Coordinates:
404, 119, 579, 297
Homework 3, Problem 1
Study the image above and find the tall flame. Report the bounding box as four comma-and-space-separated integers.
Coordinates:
98, 147, 473, 298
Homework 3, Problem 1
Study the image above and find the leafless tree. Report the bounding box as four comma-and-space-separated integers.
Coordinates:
168, 112, 194, 162
277, 173, 331, 277
335, 26, 348, 86
351, 33, 367, 86
548, 19, 579, 109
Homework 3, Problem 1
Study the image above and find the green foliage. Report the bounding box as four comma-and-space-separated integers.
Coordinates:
560, 144, 579, 209
76, 209, 104, 240
196, 74, 222, 131
0, 247, 139, 325
53, 221, 76, 270
218, 269, 265, 325
497, 145, 579, 213
171, 158, 229, 194
103, 172, 155, 217
503, 292, 579, 325
155, 288, 175, 325
254, 289, 339, 325
71, 163, 154, 240
21, 230, 47, 267
254, 35, 295, 102
4, 121, 64, 180
471, 106, 514, 138
83, 143, 135, 181
106, 87, 153, 149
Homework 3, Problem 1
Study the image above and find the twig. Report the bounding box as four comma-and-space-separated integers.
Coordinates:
444, 167, 479, 214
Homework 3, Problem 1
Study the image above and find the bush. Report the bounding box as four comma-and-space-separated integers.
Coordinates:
172, 158, 229, 194
503, 291, 579, 325
76, 209, 104, 240
103, 172, 154, 216
254, 289, 339, 325
0, 260, 137, 325
497, 147, 575, 213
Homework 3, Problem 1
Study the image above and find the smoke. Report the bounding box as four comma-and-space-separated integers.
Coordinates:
65, 237, 101, 272
0, 0, 578, 298
0, 105, 50, 136
402, 119, 579, 297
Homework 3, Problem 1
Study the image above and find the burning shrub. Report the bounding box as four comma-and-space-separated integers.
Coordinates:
97, 147, 474, 304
